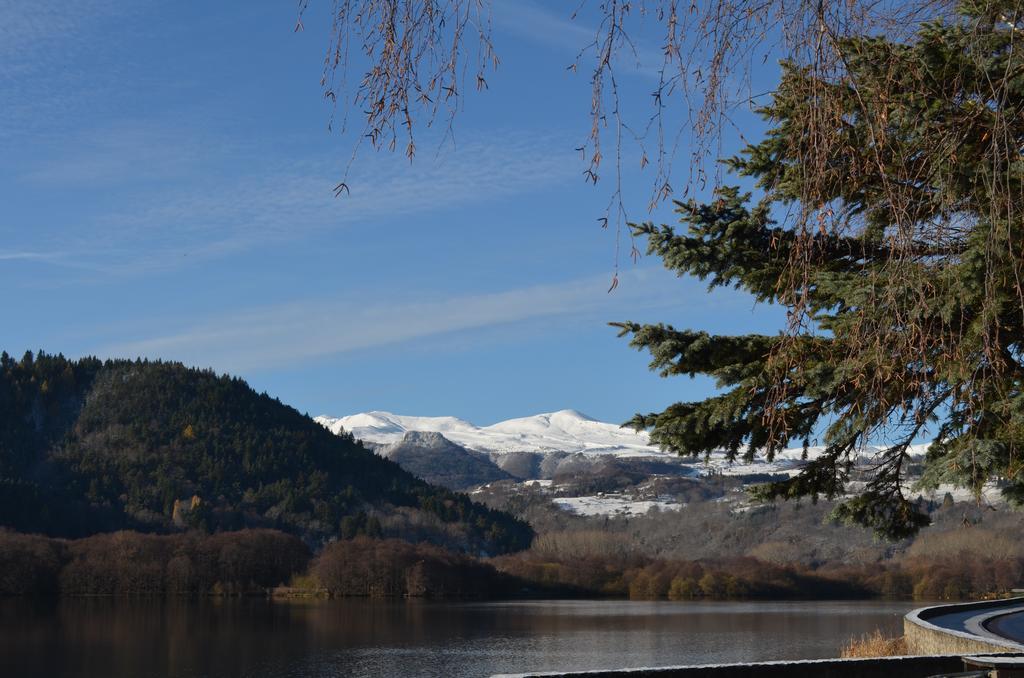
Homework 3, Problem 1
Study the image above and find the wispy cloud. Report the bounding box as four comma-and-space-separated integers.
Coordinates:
0, 1, 115, 67
0, 251, 62, 262
21, 120, 209, 186
0, 0, 132, 140
95, 267, 704, 373
6, 129, 579, 278
0, 250, 94, 270
493, 1, 595, 52
492, 0, 664, 77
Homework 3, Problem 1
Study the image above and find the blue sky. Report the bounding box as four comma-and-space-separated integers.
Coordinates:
1, 1, 785, 425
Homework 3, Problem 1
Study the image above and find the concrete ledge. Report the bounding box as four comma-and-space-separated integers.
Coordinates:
905, 598, 1024, 655
965, 605, 1024, 642
492, 654, 966, 677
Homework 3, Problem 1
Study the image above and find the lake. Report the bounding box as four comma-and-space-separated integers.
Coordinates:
0, 598, 916, 677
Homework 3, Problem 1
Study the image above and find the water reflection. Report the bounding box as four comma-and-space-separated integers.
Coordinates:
0, 598, 915, 677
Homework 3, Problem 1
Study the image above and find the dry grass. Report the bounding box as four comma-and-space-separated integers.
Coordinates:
840, 630, 908, 658
906, 526, 1024, 562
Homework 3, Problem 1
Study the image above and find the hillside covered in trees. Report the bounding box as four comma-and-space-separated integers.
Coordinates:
0, 351, 532, 554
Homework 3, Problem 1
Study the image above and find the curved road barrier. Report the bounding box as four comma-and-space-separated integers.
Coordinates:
905, 597, 1024, 655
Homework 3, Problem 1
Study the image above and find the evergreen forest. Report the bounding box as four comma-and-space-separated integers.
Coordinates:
0, 351, 532, 555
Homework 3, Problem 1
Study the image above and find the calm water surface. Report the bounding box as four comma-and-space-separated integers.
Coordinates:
0, 598, 915, 677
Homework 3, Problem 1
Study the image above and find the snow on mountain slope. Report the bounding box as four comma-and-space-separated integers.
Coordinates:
315, 409, 931, 477
553, 495, 684, 517
378, 431, 512, 490
316, 411, 951, 517
315, 409, 666, 458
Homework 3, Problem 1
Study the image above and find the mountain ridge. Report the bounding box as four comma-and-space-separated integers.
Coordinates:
0, 352, 532, 554
316, 409, 935, 481
315, 409, 662, 458
379, 431, 512, 490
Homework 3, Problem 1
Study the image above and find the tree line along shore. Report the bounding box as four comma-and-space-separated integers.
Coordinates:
4, 352, 1024, 603
2, 525, 1020, 602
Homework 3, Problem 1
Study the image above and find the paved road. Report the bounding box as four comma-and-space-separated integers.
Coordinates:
985, 610, 1024, 643
926, 608, 990, 635
924, 599, 1024, 646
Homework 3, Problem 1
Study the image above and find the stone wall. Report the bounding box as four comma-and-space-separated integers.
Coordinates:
904, 598, 1024, 655
904, 616, 1011, 655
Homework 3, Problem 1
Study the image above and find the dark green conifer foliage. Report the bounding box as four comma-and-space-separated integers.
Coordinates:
0, 352, 532, 554
617, 1, 1024, 539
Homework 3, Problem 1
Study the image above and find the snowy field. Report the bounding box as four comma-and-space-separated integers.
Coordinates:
552, 495, 684, 517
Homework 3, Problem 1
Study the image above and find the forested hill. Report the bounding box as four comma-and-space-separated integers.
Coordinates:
0, 352, 532, 554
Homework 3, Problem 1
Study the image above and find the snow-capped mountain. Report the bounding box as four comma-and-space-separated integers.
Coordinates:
315, 409, 932, 479
379, 431, 511, 490
315, 410, 952, 517
315, 409, 665, 458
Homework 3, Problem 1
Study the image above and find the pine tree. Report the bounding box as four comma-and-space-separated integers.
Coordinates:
617, 0, 1024, 539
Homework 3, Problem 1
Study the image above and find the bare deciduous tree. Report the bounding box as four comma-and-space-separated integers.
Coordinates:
298, 3, 1024, 530
296, 1, 954, 268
